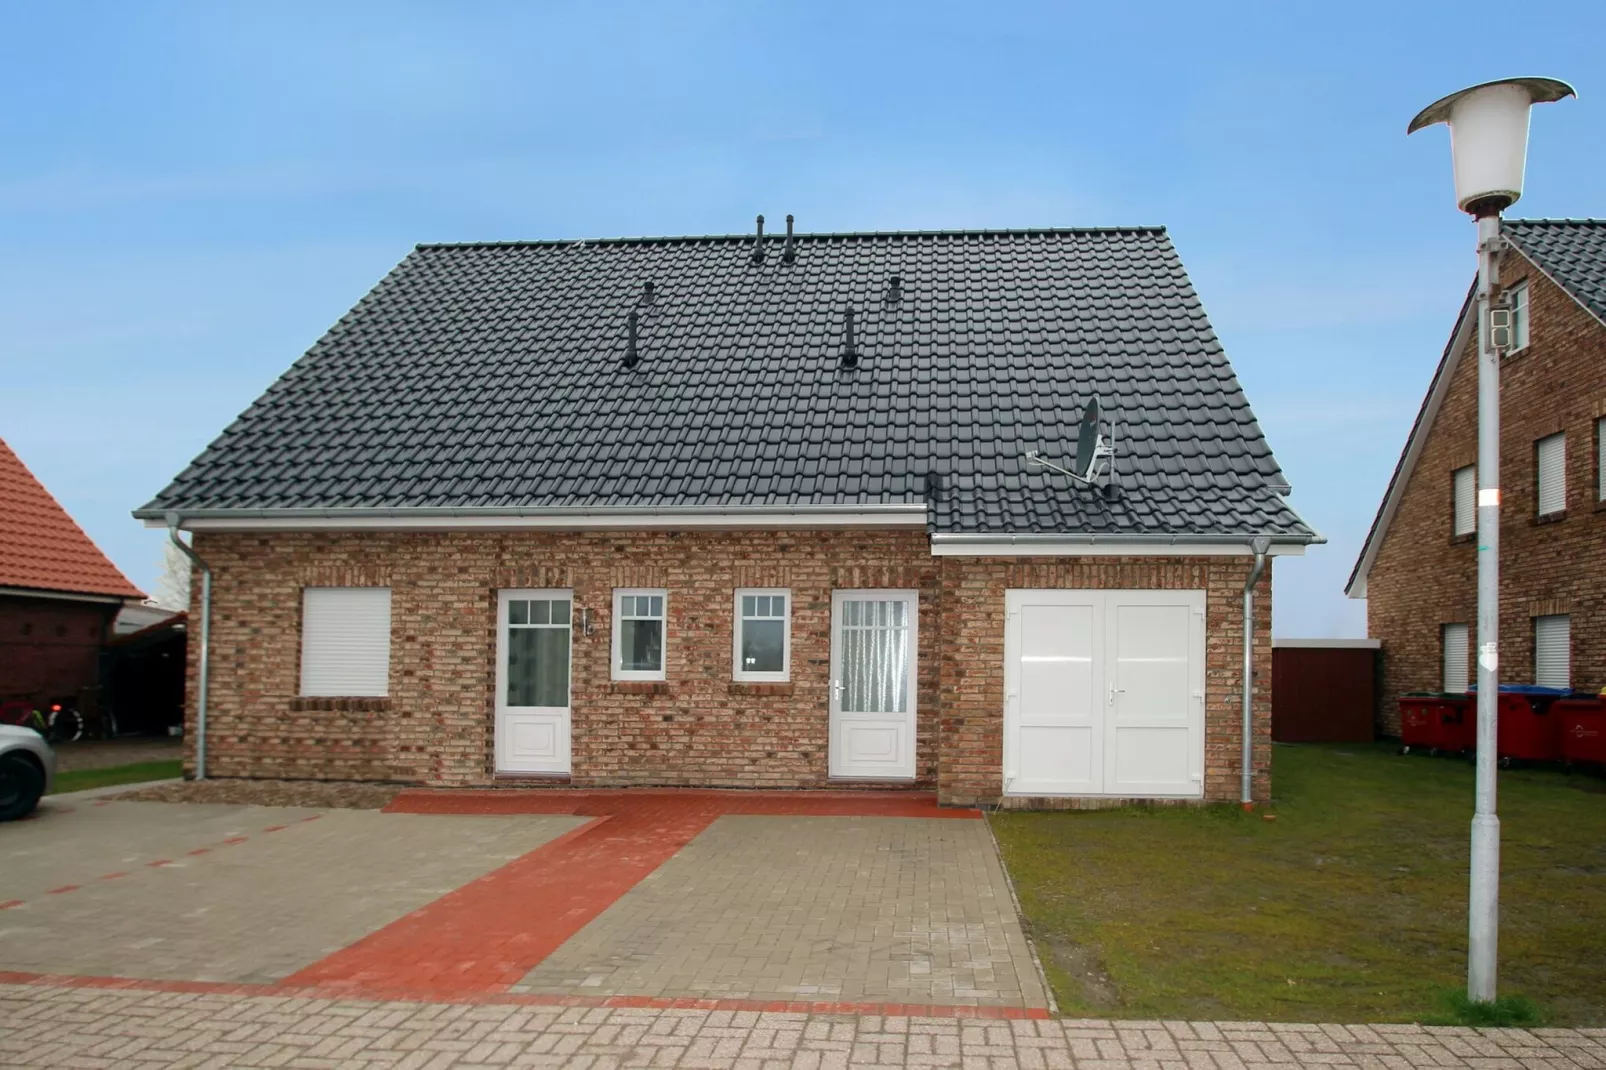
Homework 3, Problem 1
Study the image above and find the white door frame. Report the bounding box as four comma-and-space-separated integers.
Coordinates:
828, 589, 918, 780
1003, 588, 1205, 798
494, 588, 573, 774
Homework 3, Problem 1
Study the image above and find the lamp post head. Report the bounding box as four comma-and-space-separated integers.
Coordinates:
1408, 77, 1575, 217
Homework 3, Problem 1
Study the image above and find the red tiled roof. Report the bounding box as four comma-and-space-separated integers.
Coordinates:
0, 436, 144, 600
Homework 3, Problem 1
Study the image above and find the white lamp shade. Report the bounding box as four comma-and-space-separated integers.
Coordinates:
1409, 77, 1576, 215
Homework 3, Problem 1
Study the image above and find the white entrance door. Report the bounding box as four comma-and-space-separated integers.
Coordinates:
495, 589, 572, 774
829, 590, 918, 779
1004, 589, 1204, 797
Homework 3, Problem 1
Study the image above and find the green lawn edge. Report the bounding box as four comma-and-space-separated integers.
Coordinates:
50, 759, 184, 795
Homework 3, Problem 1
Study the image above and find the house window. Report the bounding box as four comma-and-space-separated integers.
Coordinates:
300, 587, 391, 697
734, 589, 790, 681
1597, 417, 1606, 501
1507, 282, 1530, 352
1534, 614, 1570, 689
1452, 465, 1476, 536
1536, 432, 1566, 516
613, 589, 666, 681
1441, 623, 1469, 694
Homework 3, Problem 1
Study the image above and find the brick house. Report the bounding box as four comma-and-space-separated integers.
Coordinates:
2, 436, 146, 705
136, 225, 1319, 805
1348, 219, 1606, 734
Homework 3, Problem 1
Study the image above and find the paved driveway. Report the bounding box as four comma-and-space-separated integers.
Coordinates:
0, 790, 1046, 1014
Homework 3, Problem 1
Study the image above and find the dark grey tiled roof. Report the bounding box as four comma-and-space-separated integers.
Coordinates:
137, 227, 1313, 539
1505, 219, 1606, 325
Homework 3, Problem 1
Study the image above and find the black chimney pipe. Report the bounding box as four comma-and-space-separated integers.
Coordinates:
783, 214, 795, 263
752, 214, 765, 263
623, 309, 639, 368
840, 306, 859, 369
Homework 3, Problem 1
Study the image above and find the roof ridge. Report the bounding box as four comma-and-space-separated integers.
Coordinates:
1504, 217, 1606, 226
416, 225, 1168, 251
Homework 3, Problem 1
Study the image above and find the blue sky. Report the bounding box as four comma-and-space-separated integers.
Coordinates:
1, 2, 1600, 635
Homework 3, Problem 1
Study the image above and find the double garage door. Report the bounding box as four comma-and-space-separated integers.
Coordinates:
1004, 589, 1206, 798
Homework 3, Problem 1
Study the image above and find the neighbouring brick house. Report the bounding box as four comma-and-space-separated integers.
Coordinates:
137, 224, 1319, 805
1, 436, 145, 706
1348, 219, 1606, 735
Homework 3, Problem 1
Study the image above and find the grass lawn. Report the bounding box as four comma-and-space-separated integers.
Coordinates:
49, 759, 183, 795
990, 743, 1606, 1025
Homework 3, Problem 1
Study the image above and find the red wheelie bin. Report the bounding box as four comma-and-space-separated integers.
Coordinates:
1398, 692, 1474, 755
1468, 684, 1570, 764
1556, 693, 1606, 767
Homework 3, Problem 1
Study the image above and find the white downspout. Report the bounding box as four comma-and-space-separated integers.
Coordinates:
166, 514, 212, 781
1241, 537, 1271, 806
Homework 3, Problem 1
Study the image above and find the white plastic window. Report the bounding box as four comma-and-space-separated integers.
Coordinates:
734, 589, 790, 681
1508, 282, 1530, 352
1441, 623, 1469, 694
300, 587, 392, 697
1534, 614, 1570, 690
613, 589, 666, 681
1452, 465, 1476, 536
1536, 433, 1566, 516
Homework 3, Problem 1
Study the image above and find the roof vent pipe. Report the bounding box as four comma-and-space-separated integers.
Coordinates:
840, 306, 859, 369
752, 214, 765, 263
887, 274, 902, 302
643, 280, 655, 302
623, 310, 640, 368
783, 214, 796, 263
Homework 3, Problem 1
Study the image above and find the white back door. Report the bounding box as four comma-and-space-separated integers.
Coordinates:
829, 590, 917, 779
495, 589, 572, 774
1104, 591, 1205, 797
1004, 590, 1103, 795
1004, 589, 1204, 798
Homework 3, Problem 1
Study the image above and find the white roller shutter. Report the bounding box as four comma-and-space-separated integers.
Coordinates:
1598, 418, 1605, 501
1534, 615, 1570, 690
300, 588, 392, 697
1452, 466, 1476, 536
1536, 433, 1566, 516
1441, 623, 1469, 694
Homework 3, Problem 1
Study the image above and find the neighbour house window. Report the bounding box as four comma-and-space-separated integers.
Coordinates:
613, 589, 666, 681
1441, 623, 1470, 695
1536, 433, 1566, 516
734, 589, 790, 681
1534, 614, 1571, 690
1507, 282, 1530, 352
1597, 417, 1606, 501
299, 587, 392, 697
1452, 465, 1476, 536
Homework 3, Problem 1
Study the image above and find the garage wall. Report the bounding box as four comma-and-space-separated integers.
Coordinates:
936, 556, 1272, 806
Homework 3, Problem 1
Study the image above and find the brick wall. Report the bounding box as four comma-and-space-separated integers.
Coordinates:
1367, 250, 1606, 734
183, 530, 1271, 804
936, 556, 1271, 807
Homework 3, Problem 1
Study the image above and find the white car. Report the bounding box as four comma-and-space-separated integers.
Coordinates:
0, 724, 56, 820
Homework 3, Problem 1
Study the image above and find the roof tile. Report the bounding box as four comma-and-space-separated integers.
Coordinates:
1, 437, 144, 599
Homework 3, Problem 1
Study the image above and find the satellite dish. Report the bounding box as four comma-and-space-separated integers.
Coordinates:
1073, 399, 1101, 481
1023, 396, 1118, 495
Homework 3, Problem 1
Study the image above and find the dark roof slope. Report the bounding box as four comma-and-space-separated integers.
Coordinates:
2, 436, 144, 599
137, 227, 1312, 538
1504, 219, 1606, 325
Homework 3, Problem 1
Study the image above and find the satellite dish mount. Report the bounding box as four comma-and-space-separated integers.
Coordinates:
1025, 398, 1118, 492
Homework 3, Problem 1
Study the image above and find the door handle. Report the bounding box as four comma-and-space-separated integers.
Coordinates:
1108, 685, 1126, 706
832, 679, 843, 700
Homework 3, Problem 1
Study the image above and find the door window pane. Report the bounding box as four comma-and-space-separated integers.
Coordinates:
505, 596, 570, 708
839, 598, 911, 713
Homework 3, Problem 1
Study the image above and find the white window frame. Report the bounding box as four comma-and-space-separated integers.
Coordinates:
1441, 623, 1469, 694
1536, 432, 1566, 516
1452, 465, 1476, 536
1534, 614, 1570, 690
612, 588, 667, 682
299, 587, 392, 697
1508, 281, 1530, 352
733, 588, 791, 682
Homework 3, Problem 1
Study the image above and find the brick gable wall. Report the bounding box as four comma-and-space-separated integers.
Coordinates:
182, 530, 1271, 804
1367, 250, 1606, 734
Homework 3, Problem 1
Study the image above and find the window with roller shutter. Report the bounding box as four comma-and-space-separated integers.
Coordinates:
1533, 614, 1570, 690
299, 588, 392, 697
1441, 623, 1469, 694
1452, 465, 1475, 536
1536, 433, 1566, 516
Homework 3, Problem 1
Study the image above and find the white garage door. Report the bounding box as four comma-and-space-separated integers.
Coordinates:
1003, 589, 1205, 798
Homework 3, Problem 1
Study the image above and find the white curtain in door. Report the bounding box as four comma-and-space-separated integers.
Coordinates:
840, 599, 909, 713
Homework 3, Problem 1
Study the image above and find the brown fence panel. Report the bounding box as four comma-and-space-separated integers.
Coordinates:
1272, 644, 1377, 743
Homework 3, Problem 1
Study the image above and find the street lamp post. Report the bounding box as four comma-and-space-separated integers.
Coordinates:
1408, 76, 1575, 1003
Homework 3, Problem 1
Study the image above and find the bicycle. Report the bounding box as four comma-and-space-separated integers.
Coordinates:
0, 692, 84, 743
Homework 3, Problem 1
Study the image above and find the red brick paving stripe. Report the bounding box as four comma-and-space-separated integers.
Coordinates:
46, 885, 79, 895
0, 900, 22, 910
0, 970, 1049, 1019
